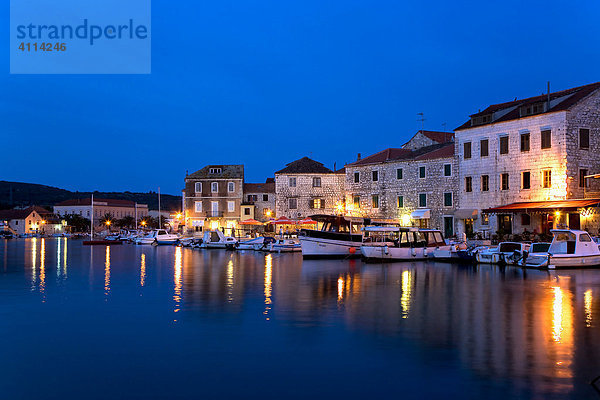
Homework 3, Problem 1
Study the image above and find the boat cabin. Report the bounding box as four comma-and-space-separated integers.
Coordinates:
549, 229, 599, 255
363, 227, 446, 248
300, 215, 364, 242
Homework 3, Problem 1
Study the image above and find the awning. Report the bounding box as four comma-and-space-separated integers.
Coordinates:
411, 209, 431, 219
454, 209, 478, 219
483, 198, 600, 214
240, 219, 263, 225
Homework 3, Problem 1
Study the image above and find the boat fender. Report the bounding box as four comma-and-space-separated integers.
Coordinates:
349, 247, 356, 255
411, 248, 416, 257
423, 248, 428, 257
384, 246, 389, 255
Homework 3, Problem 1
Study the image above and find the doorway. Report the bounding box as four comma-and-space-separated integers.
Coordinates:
498, 214, 512, 234
568, 213, 580, 230
444, 217, 454, 238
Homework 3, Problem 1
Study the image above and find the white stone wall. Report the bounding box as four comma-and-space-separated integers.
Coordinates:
275, 173, 345, 219
456, 111, 569, 235
243, 191, 276, 221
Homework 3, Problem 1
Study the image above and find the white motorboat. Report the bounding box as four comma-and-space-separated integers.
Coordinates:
236, 236, 276, 251
475, 242, 530, 265
200, 230, 238, 249
299, 215, 364, 258
360, 227, 453, 261
519, 242, 552, 267
525, 230, 600, 269
269, 238, 302, 253
135, 229, 179, 245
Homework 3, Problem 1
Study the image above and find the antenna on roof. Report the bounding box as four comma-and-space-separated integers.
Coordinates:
417, 112, 425, 131
441, 122, 447, 131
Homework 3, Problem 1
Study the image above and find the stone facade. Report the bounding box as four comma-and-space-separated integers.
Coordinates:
243, 179, 276, 221
183, 165, 244, 233
275, 157, 345, 219
345, 139, 458, 237
455, 83, 600, 236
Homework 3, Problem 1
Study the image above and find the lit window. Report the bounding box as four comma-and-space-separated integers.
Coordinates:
312, 199, 323, 209
227, 201, 235, 212
353, 196, 360, 209
397, 196, 403, 208
543, 169, 552, 188
372, 195, 379, 208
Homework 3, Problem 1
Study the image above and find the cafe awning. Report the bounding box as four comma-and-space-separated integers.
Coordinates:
240, 219, 263, 225
454, 209, 478, 219
483, 198, 600, 214
411, 209, 431, 219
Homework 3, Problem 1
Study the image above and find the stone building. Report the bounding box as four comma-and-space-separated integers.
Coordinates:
275, 157, 345, 219
183, 165, 244, 234
455, 82, 600, 236
54, 198, 149, 224
0, 206, 50, 235
242, 178, 276, 222
345, 130, 458, 237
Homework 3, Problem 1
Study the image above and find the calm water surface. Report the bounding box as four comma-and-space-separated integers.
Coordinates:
1, 238, 600, 399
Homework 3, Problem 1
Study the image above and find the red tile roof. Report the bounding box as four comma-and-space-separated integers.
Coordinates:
0, 206, 47, 220
243, 182, 275, 193
483, 199, 600, 213
276, 157, 335, 174
420, 131, 455, 143
55, 198, 138, 208
456, 82, 600, 130
348, 143, 454, 166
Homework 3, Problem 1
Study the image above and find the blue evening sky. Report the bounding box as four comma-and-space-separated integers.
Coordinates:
2, 1, 599, 194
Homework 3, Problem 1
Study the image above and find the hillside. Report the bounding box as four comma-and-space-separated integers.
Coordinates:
0, 181, 181, 211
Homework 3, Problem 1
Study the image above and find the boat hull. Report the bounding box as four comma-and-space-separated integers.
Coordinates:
548, 254, 600, 269
361, 245, 451, 262
299, 237, 361, 258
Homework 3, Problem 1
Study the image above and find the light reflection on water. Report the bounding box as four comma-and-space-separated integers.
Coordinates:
3, 239, 600, 399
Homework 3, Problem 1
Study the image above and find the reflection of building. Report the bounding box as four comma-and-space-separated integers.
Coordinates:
183, 165, 244, 234
345, 130, 457, 236
242, 178, 275, 222
54, 198, 148, 224
275, 157, 345, 219
455, 82, 600, 236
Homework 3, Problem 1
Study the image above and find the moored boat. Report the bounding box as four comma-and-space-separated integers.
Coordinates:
299, 215, 364, 258
526, 229, 600, 269
269, 238, 302, 253
475, 242, 529, 265
200, 230, 238, 249
360, 227, 452, 262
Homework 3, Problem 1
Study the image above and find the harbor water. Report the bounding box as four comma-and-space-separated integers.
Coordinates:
1, 238, 600, 399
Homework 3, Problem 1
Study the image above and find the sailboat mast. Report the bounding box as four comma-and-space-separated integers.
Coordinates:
90, 193, 94, 238
158, 187, 161, 228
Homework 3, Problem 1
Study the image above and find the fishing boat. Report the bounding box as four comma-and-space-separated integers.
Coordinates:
200, 230, 238, 249
298, 215, 364, 258
475, 242, 530, 265
134, 229, 179, 245
237, 236, 276, 251
268, 238, 302, 253
360, 227, 452, 261
525, 229, 600, 269
512, 242, 551, 267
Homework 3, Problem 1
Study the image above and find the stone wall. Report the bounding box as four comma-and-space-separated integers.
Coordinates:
183, 178, 243, 229
243, 191, 275, 221
275, 173, 345, 219
345, 155, 458, 235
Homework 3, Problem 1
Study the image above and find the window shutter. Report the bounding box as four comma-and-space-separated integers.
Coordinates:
309, 199, 315, 209
320, 200, 325, 209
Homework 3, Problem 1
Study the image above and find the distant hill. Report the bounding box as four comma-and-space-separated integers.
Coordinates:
0, 181, 181, 211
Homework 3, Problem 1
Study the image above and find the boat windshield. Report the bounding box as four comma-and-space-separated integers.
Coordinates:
550, 232, 577, 254
499, 243, 522, 252
530, 243, 550, 253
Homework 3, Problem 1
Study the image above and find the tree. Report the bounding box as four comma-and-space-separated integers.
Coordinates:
117, 216, 135, 228
99, 213, 114, 230
63, 214, 91, 233
139, 216, 158, 229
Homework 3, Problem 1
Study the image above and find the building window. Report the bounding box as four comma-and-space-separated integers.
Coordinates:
543, 169, 552, 188
499, 135, 509, 155
501, 173, 509, 190
521, 214, 531, 226
397, 196, 404, 208
580, 169, 589, 188
194, 182, 202, 193
482, 214, 489, 225
444, 164, 451, 177
580, 128, 590, 149
211, 182, 218, 192
311, 199, 324, 209
464, 142, 472, 159
541, 129, 552, 149
262, 194, 269, 201
227, 182, 234, 192
522, 171, 531, 190
244, 208, 250, 216
419, 166, 426, 179
480, 139, 489, 157
289, 177, 296, 187
397, 168, 403, 180
520, 132, 530, 152
227, 201, 235, 212
312, 177, 322, 187
354, 172, 360, 183
209, 168, 222, 174
481, 175, 489, 192
353, 195, 360, 209
194, 201, 202, 212
289, 198, 297, 209
372, 195, 379, 209
444, 192, 452, 207
372, 170, 379, 182
419, 193, 427, 208
465, 176, 472, 193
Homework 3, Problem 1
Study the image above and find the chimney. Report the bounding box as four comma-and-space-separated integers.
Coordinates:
334, 162, 336, 171
357, 153, 361, 161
